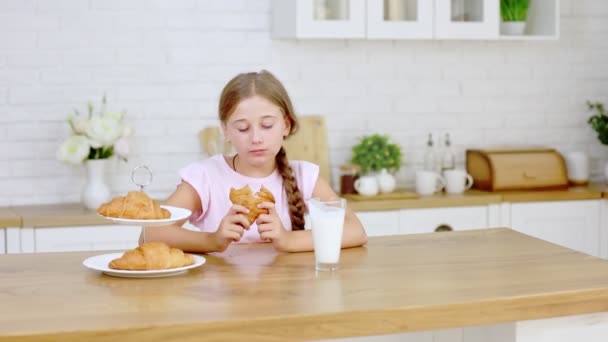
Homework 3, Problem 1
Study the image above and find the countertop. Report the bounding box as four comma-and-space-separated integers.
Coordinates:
348, 183, 606, 211
0, 207, 20, 227
1, 184, 606, 227
2, 228, 608, 341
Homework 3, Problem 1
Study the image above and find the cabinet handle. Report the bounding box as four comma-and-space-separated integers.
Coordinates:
435, 224, 453, 232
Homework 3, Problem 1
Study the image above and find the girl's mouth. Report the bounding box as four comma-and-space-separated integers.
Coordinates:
249, 149, 266, 155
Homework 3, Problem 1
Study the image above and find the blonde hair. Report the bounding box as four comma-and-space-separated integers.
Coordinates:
219, 70, 306, 230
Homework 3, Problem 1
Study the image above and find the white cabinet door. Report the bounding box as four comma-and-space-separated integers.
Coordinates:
602, 199, 608, 259
32, 225, 141, 253
510, 200, 601, 257
0, 228, 5, 254
272, 0, 366, 39
357, 210, 401, 237
366, 0, 433, 39
434, 0, 499, 39
399, 206, 489, 234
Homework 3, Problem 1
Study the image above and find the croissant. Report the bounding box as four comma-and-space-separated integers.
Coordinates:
97, 191, 170, 220
109, 242, 195, 270
229, 185, 276, 224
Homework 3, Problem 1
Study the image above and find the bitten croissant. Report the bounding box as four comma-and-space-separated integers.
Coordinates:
109, 242, 195, 270
97, 191, 170, 220
229, 185, 276, 224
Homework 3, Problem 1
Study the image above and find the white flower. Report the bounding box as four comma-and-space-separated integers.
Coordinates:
68, 114, 89, 135
121, 123, 133, 138
103, 111, 124, 121
114, 137, 129, 160
87, 137, 104, 149
56, 135, 90, 165
86, 116, 123, 146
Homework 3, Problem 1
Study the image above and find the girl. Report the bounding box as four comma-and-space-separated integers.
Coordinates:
142, 70, 367, 253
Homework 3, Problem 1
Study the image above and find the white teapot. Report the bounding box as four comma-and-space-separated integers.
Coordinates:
376, 168, 396, 193
354, 175, 379, 196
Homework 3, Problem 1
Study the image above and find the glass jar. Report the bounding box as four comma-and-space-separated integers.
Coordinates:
339, 164, 360, 195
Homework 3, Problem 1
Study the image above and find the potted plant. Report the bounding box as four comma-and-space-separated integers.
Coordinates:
351, 134, 403, 194
587, 100, 608, 182
500, 0, 530, 35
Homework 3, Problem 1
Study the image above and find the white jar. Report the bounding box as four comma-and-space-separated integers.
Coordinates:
563, 151, 589, 185
376, 168, 396, 193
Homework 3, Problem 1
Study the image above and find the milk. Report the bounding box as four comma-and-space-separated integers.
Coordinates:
311, 207, 345, 263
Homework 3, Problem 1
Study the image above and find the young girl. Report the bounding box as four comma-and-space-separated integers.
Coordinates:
142, 70, 367, 253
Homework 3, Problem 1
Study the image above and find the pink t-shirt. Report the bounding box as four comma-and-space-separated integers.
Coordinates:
178, 154, 319, 244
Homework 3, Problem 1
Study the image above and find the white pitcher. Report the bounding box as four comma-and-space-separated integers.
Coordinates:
354, 175, 379, 196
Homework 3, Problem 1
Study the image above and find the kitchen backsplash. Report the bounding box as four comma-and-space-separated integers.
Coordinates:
0, 0, 607, 205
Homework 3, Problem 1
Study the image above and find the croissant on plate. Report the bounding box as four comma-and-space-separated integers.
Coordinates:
229, 185, 276, 224
109, 242, 195, 270
97, 191, 170, 220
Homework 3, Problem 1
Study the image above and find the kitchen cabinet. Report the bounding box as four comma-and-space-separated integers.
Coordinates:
400, 205, 492, 234
17, 225, 140, 253
435, 0, 499, 39
602, 199, 608, 259
366, 0, 434, 39
272, 0, 559, 40
357, 210, 401, 237
0, 229, 5, 254
272, 0, 366, 39
357, 204, 496, 237
506, 200, 602, 258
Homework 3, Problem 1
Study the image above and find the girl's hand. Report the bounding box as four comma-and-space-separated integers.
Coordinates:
213, 204, 251, 252
257, 202, 291, 252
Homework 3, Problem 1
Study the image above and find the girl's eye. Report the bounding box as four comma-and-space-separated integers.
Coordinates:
237, 127, 249, 132
262, 124, 274, 129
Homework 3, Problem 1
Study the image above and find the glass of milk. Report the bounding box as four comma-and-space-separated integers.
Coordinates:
308, 198, 346, 272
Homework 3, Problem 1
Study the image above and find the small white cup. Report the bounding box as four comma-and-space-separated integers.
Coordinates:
415, 171, 445, 196
308, 198, 346, 272
354, 175, 379, 196
444, 169, 474, 194
563, 151, 589, 185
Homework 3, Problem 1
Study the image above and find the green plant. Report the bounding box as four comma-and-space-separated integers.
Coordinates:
588, 100, 608, 145
501, 0, 530, 22
350, 134, 403, 174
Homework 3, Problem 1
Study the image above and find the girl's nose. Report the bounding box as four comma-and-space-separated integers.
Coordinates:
251, 128, 263, 143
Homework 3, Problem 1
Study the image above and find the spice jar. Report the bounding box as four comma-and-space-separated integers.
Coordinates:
339, 164, 360, 195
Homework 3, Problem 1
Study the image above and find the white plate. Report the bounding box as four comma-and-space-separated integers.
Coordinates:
83, 252, 206, 278
97, 205, 192, 227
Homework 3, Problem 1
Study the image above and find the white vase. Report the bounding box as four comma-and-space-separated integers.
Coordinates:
82, 159, 112, 210
500, 21, 526, 35
377, 168, 396, 193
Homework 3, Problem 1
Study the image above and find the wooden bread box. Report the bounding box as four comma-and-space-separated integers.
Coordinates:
466, 148, 569, 191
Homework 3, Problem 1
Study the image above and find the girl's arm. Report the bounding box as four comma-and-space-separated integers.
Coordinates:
140, 181, 221, 253
285, 176, 368, 252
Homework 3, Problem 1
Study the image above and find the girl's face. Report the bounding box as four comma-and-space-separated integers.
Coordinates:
222, 95, 291, 167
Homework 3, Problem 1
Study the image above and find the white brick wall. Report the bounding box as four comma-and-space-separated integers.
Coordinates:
0, 0, 607, 205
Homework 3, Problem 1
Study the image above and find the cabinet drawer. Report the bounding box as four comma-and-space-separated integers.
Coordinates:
34, 225, 140, 253
400, 206, 489, 234
0, 228, 5, 254
510, 200, 601, 257
357, 211, 400, 237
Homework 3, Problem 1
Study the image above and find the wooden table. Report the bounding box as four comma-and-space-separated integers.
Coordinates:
2, 228, 608, 341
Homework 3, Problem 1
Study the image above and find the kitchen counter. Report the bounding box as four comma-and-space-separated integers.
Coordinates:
2, 228, 608, 341
0, 207, 20, 227
0, 184, 606, 227
10, 203, 108, 228
347, 183, 605, 211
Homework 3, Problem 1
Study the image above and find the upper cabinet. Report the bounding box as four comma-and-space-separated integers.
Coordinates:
272, 0, 367, 39
271, 0, 559, 40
